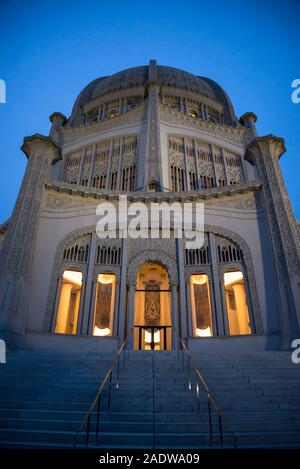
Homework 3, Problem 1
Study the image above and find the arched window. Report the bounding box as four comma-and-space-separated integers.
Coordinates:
223, 270, 251, 335
92, 274, 116, 336
190, 274, 213, 337
55, 270, 82, 334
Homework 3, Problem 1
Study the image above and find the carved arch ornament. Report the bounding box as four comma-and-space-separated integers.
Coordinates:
43, 225, 95, 331
43, 224, 262, 334
127, 249, 178, 286
205, 225, 263, 334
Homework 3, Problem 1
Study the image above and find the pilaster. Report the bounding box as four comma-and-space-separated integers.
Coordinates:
0, 135, 61, 338
246, 135, 300, 348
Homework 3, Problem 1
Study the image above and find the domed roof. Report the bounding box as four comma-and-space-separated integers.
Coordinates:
68, 61, 236, 126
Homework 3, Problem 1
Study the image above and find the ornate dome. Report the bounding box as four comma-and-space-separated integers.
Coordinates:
68, 61, 236, 126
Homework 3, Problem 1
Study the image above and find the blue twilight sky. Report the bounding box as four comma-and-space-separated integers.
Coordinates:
0, 0, 299, 223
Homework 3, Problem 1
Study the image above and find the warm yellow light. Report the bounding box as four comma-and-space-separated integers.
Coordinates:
224, 271, 243, 286
63, 270, 82, 286
191, 274, 208, 285
145, 330, 160, 343
93, 326, 111, 336
196, 327, 212, 337
97, 274, 115, 285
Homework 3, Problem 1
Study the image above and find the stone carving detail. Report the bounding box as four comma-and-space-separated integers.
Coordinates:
247, 138, 300, 277
45, 193, 98, 210
128, 237, 176, 263
160, 104, 245, 143
63, 235, 91, 263
145, 85, 161, 183
205, 225, 263, 334
206, 195, 258, 210
43, 226, 95, 331
62, 102, 145, 145
96, 238, 122, 266
127, 249, 178, 286
0, 136, 60, 333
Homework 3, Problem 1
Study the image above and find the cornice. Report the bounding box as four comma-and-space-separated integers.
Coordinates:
45, 179, 261, 204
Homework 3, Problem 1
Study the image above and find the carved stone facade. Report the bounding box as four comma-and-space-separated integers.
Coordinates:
1, 61, 298, 351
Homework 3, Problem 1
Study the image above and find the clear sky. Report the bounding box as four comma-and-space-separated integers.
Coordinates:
0, 0, 299, 222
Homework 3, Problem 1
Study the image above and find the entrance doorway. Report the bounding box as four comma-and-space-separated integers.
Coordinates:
133, 263, 172, 350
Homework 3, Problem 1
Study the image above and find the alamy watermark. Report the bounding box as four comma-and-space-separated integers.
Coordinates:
291, 79, 300, 104
0, 79, 6, 104
95, 195, 204, 249
0, 339, 6, 364
291, 339, 300, 364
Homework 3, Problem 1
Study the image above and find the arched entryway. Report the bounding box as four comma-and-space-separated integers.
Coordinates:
133, 263, 172, 350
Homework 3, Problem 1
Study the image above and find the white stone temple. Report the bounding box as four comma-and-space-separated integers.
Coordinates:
1, 59, 300, 353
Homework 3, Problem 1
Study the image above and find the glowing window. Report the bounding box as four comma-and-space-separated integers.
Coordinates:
93, 274, 116, 337
55, 270, 82, 335
190, 274, 213, 337
224, 270, 251, 335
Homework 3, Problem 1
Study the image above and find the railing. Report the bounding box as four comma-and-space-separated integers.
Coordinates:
134, 325, 172, 350
174, 329, 238, 448
73, 327, 133, 448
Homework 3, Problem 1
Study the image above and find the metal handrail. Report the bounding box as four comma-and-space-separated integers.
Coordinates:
174, 328, 238, 448
73, 327, 133, 447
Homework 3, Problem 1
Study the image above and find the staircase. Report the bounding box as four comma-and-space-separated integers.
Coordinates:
0, 348, 300, 448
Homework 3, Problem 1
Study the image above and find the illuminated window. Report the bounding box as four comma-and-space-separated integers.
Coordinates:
224, 270, 251, 335
93, 274, 116, 336
55, 270, 82, 334
188, 109, 198, 118
109, 109, 118, 119
190, 274, 213, 337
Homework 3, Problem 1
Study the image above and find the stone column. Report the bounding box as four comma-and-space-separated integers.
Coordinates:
55, 283, 72, 333
77, 147, 85, 185
113, 279, 120, 337
0, 135, 60, 340
87, 279, 97, 335
105, 139, 113, 190
144, 60, 162, 190
118, 238, 128, 340
221, 147, 229, 186
116, 137, 123, 190
177, 238, 188, 338
246, 135, 300, 348
88, 144, 96, 188
80, 233, 97, 334
231, 283, 249, 334
185, 277, 193, 337
171, 284, 179, 349
183, 138, 191, 191
208, 233, 225, 336
210, 144, 218, 187
76, 277, 87, 334
127, 282, 136, 348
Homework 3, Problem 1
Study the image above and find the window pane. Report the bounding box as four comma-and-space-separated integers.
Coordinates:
190, 274, 213, 337
55, 270, 82, 334
93, 274, 116, 336
224, 270, 251, 335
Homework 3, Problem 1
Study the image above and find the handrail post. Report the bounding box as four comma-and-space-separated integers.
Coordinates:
86, 414, 91, 447
219, 415, 224, 448
208, 396, 213, 447
96, 395, 101, 442
188, 355, 191, 390
196, 382, 200, 411
108, 370, 113, 411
